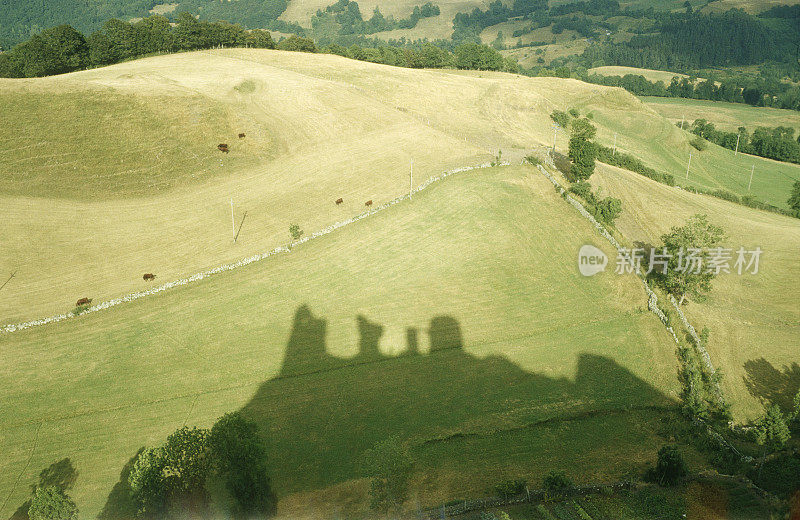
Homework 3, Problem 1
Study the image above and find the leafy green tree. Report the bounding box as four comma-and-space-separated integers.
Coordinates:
277, 35, 317, 52
650, 214, 725, 305
650, 445, 688, 486
245, 30, 276, 49
102, 18, 137, 60
568, 118, 597, 180
161, 426, 212, 506
209, 412, 277, 519
28, 486, 78, 520
787, 180, 800, 212
453, 42, 504, 70
361, 436, 414, 513
755, 405, 791, 452
129, 447, 168, 517
87, 31, 116, 66
542, 471, 573, 494
15, 25, 89, 77
549, 110, 569, 129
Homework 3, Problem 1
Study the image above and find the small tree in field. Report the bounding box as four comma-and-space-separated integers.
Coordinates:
650, 214, 725, 305
28, 486, 78, 520
289, 224, 303, 241
568, 118, 597, 180
755, 405, 790, 452
788, 180, 800, 213
361, 436, 414, 514
649, 445, 688, 486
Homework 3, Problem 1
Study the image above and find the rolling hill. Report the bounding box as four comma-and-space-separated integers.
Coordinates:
1, 48, 798, 518
1, 49, 797, 327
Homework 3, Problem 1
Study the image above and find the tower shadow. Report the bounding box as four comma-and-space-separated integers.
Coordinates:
743, 358, 800, 412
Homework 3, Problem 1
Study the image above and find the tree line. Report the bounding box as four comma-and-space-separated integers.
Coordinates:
0, 13, 519, 79
687, 120, 800, 165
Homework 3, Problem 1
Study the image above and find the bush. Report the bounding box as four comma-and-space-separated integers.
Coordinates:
690, 136, 707, 151
493, 479, 527, 498
29, 486, 78, 520
710, 190, 740, 203
543, 472, 573, 494
277, 36, 317, 52
595, 144, 675, 186
647, 445, 688, 486
550, 110, 570, 129
289, 224, 303, 241
568, 107, 579, 118
524, 154, 541, 165
569, 180, 592, 200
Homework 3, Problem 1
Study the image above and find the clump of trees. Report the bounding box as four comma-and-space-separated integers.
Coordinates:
28, 486, 78, 520
289, 223, 304, 240
0, 14, 276, 78
128, 412, 277, 519
311, 0, 440, 37
568, 181, 621, 225
594, 145, 675, 186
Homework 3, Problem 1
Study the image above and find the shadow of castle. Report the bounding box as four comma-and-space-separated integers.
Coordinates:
97, 303, 676, 518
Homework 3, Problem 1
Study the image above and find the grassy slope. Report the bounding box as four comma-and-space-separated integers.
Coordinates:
0, 165, 680, 519
588, 65, 690, 84
642, 96, 800, 133
592, 163, 800, 420
1, 49, 796, 326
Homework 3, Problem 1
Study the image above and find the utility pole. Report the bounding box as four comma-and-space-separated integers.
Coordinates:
230, 198, 236, 243
552, 123, 559, 153
686, 152, 692, 179
613, 132, 617, 155
748, 164, 754, 191
734, 134, 740, 156
680, 114, 684, 130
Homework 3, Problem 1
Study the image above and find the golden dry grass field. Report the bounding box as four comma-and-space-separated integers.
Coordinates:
642, 96, 800, 132
592, 163, 800, 420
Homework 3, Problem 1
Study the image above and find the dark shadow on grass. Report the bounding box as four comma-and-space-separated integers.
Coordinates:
238, 305, 675, 496
97, 449, 143, 520
743, 358, 800, 412
100, 303, 678, 514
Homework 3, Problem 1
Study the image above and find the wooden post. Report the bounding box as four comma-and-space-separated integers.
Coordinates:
734, 133, 740, 156
686, 152, 692, 179
748, 164, 754, 191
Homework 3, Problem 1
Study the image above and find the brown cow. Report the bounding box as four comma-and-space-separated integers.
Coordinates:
365, 200, 373, 207
76, 297, 92, 307
143, 273, 156, 281
218, 144, 229, 153
335, 198, 343, 205
238, 133, 246, 139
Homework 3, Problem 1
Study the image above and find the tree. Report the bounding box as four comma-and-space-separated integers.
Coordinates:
787, 180, 800, 212
276, 35, 317, 52
14, 25, 89, 77
361, 436, 414, 513
755, 405, 791, 452
568, 117, 597, 180
650, 214, 725, 305
129, 447, 168, 517
650, 445, 688, 486
289, 224, 303, 240
28, 486, 78, 520
209, 412, 277, 519
245, 30, 275, 49
543, 471, 573, 494
161, 426, 212, 510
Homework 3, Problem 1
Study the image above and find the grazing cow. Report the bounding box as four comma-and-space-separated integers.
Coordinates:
238, 133, 246, 138
365, 200, 373, 207
76, 297, 92, 307
143, 273, 156, 281
335, 198, 343, 205
218, 144, 229, 153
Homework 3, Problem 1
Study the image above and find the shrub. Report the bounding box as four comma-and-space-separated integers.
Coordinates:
543, 471, 573, 494
524, 154, 541, 166
29, 486, 78, 520
595, 144, 675, 186
569, 180, 593, 200
690, 136, 707, 151
289, 224, 303, 241
568, 107, 579, 118
647, 445, 688, 486
493, 479, 527, 498
710, 190, 740, 203
550, 110, 570, 129
277, 36, 317, 52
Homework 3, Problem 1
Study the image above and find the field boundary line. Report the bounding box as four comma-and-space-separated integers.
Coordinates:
0, 421, 41, 515
1, 161, 507, 335
533, 161, 716, 376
